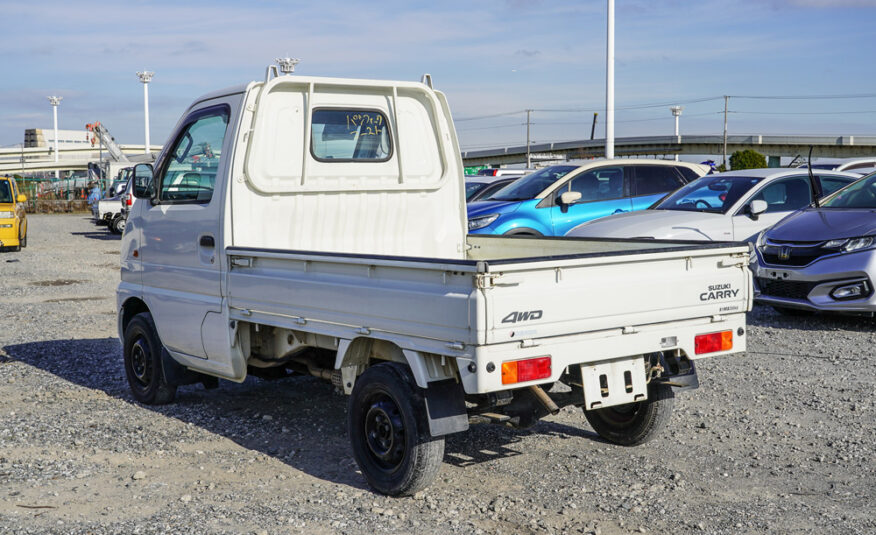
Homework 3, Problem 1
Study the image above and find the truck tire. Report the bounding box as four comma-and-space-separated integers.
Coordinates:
583, 384, 674, 446
123, 312, 177, 405
348, 363, 444, 496
111, 215, 126, 234
19, 230, 26, 248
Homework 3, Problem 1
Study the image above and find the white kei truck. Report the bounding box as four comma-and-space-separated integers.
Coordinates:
117, 61, 753, 496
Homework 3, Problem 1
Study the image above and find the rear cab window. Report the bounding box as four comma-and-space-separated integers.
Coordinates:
310, 109, 391, 162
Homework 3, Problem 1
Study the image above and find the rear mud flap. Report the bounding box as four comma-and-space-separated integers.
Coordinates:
424, 379, 469, 437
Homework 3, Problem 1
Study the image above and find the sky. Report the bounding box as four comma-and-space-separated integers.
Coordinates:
2, 0, 876, 153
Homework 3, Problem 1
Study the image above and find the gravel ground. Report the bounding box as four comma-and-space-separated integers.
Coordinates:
0, 213, 874, 535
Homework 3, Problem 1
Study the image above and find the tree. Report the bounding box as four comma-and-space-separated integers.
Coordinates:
729, 149, 767, 170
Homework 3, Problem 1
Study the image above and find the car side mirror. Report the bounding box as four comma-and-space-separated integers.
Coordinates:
560, 191, 582, 205
749, 199, 768, 219
16, 194, 26, 203
132, 164, 154, 200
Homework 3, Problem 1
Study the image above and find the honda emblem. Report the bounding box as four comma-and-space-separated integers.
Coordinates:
778, 246, 791, 261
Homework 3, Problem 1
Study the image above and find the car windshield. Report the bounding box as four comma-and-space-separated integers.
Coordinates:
655, 175, 763, 214
0, 181, 13, 203
822, 173, 876, 209
488, 165, 577, 201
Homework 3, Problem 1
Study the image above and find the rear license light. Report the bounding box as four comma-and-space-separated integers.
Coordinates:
694, 330, 733, 355
501, 356, 551, 385
126, 194, 133, 206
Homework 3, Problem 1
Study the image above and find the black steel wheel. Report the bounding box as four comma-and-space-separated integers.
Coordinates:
123, 312, 176, 405
584, 384, 674, 446
348, 363, 444, 496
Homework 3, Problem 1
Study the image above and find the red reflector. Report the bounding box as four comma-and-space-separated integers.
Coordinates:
694, 330, 733, 355
502, 356, 551, 384
126, 194, 132, 206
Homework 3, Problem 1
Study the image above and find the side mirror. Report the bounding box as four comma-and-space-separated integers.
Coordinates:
16, 194, 26, 203
559, 191, 582, 205
749, 199, 768, 219
132, 164, 154, 199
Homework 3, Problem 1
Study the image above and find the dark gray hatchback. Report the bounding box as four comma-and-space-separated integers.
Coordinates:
752, 172, 876, 315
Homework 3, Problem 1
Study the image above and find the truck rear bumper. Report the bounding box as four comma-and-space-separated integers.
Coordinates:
459, 313, 746, 395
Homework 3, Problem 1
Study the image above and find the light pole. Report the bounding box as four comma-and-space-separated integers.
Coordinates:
47, 96, 62, 179
605, 0, 615, 159
670, 105, 683, 161
136, 71, 154, 155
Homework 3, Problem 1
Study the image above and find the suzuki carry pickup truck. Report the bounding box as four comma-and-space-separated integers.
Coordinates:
117, 60, 753, 495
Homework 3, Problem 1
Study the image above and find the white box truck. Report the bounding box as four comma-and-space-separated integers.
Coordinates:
117, 62, 752, 495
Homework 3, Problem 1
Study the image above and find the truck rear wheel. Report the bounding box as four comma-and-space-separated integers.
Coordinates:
583, 384, 674, 446
348, 363, 444, 496
123, 312, 177, 405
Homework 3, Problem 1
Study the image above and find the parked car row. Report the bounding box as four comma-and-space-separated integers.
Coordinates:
467, 160, 876, 316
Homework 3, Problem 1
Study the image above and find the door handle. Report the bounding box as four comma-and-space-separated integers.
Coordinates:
199, 235, 215, 247
613, 209, 627, 214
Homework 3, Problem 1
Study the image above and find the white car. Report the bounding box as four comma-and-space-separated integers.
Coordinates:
566, 168, 861, 243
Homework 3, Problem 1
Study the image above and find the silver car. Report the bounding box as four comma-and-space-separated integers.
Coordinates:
752, 172, 876, 315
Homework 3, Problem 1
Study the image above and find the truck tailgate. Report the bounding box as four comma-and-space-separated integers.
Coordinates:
477, 244, 751, 346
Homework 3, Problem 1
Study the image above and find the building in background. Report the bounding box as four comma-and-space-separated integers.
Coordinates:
24, 128, 91, 149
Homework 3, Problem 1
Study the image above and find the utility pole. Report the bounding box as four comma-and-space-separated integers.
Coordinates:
525, 109, 532, 168
137, 71, 154, 155
722, 95, 729, 170
590, 113, 598, 140
605, 0, 615, 159
670, 106, 683, 161
47, 96, 62, 179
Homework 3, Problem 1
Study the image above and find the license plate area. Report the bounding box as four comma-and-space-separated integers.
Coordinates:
580, 356, 647, 410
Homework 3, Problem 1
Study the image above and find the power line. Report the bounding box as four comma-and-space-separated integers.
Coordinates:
730, 93, 876, 100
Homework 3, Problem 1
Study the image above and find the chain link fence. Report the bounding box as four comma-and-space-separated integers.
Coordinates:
15, 175, 108, 213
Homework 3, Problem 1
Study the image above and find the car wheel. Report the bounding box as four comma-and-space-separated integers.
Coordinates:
123, 312, 177, 405
19, 230, 26, 248
111, 215, 126, 234
583, 384, 674, 446
348, 363, 444, 496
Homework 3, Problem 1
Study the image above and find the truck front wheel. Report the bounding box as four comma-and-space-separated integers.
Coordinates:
348, 363, 444, 496
123, 312, 177, 405
583, 384, 674, 446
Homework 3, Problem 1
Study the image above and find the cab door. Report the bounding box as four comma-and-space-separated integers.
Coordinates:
549, 166, 633, 235
139, 102, 234, 366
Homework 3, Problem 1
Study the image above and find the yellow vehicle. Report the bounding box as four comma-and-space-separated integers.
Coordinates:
0, 176, 27, 252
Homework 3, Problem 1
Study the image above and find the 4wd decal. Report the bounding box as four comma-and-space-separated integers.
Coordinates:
700, 283, 739, 301
502, 310, 543, 324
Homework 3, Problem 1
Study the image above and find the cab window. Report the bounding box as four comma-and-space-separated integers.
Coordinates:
158, 107, 229, 204
0, 180, 12, 203
310, 109, 391, 162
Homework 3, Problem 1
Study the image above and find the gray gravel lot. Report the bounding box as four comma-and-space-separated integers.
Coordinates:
0, 213, 874, 535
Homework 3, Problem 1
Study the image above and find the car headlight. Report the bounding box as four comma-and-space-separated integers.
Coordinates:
755, 230, 767, 249
0, 211, 14, 219
468, 214, 499, 231
824, 236, 875, 253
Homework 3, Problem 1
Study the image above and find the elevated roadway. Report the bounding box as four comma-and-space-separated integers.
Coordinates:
0, 145, 160, 174
460, 134, 876, 166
